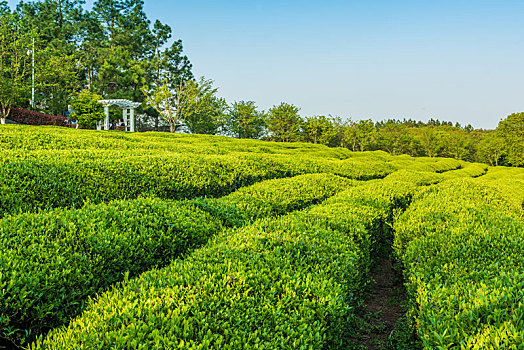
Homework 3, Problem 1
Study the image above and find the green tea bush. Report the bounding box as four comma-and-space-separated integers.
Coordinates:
0, 141, 394, 218
389, 156, 462, 173
33, 172, 429, 349
190, 173, 355, 226
0, 173, 354, 347
394, 178, 524, 349
32, 217, 362, 349
0, 198, 222, 346
0, 125, 354, 157
440, 162, 488, 179
0, 154, 302, 216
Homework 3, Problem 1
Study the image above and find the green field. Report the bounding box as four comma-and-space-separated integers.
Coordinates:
1, 125, 523, 349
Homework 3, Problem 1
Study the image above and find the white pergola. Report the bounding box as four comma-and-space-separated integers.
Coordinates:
98, 99, 141, 132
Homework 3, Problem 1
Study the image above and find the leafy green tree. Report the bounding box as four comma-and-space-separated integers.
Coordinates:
376, 122, 415, 155
6, 0, 193, 126
303, 115, 335, 145
329, 116, 346, 147
92, 0, 152, 102
146, 20, 192, 130
342, 119, 377, 152
497, 112, 524, 167
342, 121, 358, 151
416, 126, 441, 157
14, 0, 84, 115
15, 0, 85, 47
181, 77, 227, 135
440, 126, 471, 160
0, 12, 35, 123
226, 101, 266, 139
476, 131, 505, 166
78, 11, 106, 91
0, 1, 9, 15
152, 19, 171, 84
93, 0, 123, 52
267, 102, 302, 142
70, 90, 105, 128
142, 80, 185, 133
35, 46, 80, 116
354, 119, 376, 151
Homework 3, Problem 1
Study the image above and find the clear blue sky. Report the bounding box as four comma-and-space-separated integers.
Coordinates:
8, 0, 524, 129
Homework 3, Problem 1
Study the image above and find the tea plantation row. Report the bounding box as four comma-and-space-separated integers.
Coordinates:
394, 169, 524, 348
1, 126, 522, 349
1, 173, 353, 346
31, 170, 437, 349
0, 127, 466, 217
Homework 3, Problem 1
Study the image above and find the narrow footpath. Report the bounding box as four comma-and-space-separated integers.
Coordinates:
358, 254, 410, 350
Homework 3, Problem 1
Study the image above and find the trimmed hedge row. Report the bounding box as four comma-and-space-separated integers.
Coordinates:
440, 162, 488, 180
393, 176, 524, 348
8, 109, 68, 127
33, 217, 363, 349
0, 152, 395, 217
0, 154, 296, 216
0, 173, 351, 347
190, 173, 355, 227
389, 156, 463, 174
0, 198, 222, 346
33, 172, 428, 349
0, 125, 354, 157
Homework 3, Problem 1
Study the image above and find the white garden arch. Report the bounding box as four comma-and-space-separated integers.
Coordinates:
98, 99, 141, 132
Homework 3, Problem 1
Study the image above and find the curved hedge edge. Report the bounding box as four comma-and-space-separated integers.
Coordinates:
0, 151, 394, 218
33, 172, 433, 349
0, 198, 223, 347
1, 172, 354, 348
393, 178, 524, 348
188, 173, 356, 227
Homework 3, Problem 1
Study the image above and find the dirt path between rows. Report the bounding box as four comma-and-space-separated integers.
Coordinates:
358, 254, 407, 349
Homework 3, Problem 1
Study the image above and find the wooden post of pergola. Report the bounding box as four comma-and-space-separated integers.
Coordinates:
98, 99, 141, 132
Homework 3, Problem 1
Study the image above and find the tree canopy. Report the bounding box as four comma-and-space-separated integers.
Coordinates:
1, 0, 192, 130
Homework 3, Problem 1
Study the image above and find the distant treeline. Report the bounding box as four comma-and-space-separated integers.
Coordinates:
253, 103, 523, 168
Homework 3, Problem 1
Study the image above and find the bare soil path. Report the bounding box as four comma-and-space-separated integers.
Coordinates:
357, 254, 408, 350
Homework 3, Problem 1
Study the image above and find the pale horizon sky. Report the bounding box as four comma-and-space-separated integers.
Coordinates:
7, 0, 524, 129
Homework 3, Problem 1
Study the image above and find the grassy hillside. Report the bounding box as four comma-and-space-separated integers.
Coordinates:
0, 125, 522, 349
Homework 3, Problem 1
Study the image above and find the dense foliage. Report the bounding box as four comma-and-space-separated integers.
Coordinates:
0, 126, 399, 217
0, 173, 353, 346
394, 172, 524, 348
32, 174, 424, 349
9, 108, 68, 126
70, 90, 104, 128
1, 101, 524, 350
0, 199, 222, 345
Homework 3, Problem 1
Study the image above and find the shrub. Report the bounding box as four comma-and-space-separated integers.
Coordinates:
0, 151, 396, 217
32, 203, 367, 349
33, 171, 429, 349
190, 173, 355, 226
70, 90, 105, 128
9, 108, 68, 127
0, 173, 354, 347
393, 175, 524, 349
0, 198, 222, 346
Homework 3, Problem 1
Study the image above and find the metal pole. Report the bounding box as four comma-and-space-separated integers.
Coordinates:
31, 38, 35, 109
